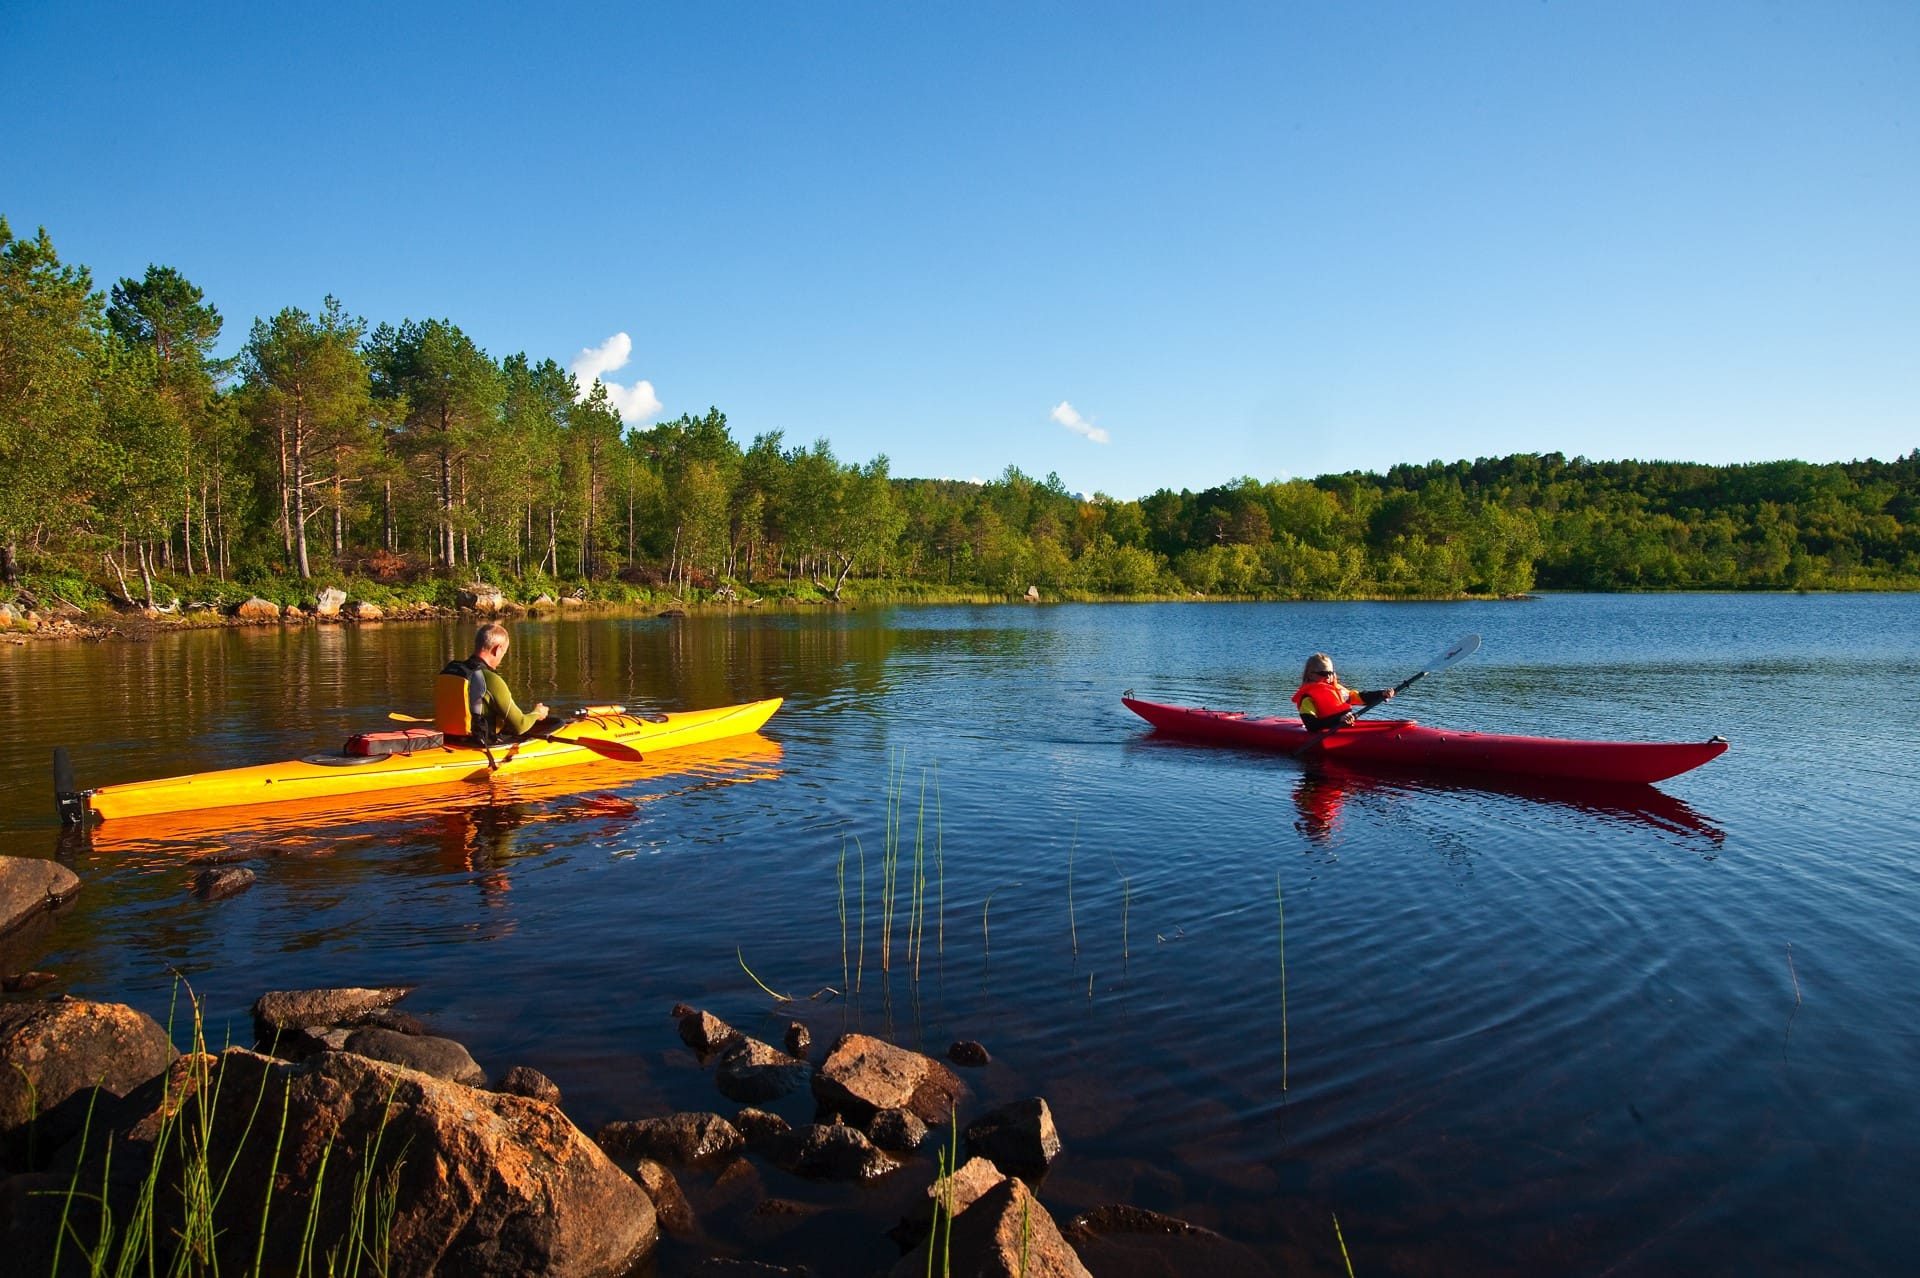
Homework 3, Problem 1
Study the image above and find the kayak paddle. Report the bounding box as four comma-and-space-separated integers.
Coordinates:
386, 712, 645, 763
1303, 632, 1481, 747
1354, 632, 1481, 720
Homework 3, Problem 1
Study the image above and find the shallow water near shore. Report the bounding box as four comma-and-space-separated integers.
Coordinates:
3, 594, 1917, 1275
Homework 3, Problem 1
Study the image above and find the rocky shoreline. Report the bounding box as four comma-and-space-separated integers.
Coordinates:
0, 856, 1272, 1277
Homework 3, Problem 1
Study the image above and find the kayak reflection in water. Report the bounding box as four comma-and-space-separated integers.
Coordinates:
1292, 652, 1394, 731
1293, 772, 1348, 844
437, 623, 560, 744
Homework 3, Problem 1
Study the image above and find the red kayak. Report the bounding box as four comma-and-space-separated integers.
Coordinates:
1122, 697, 1727, 785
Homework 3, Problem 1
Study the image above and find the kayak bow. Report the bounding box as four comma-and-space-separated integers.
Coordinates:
1122, 697, 1725, 785
62, 698, 783, 823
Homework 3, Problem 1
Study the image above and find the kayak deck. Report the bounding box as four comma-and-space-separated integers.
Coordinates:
81, 698, 783, 821
1122, 697, 1726, 785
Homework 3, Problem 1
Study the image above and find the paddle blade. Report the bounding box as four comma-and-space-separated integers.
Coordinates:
570, 736, 645, 763
389, 711, 432, 723
1426, 633, 1481, 674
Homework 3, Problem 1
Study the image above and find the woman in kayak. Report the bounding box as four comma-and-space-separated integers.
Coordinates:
1293, 653, 1393, 732
437, 623, 559, 744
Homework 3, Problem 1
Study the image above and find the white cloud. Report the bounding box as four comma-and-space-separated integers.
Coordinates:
569, 332, 663, 423
1051, 400, 1110, 445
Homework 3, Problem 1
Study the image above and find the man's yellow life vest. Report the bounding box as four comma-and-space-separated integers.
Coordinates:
435, 657, 495, 744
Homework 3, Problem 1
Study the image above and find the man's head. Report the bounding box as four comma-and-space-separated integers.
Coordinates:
474, 622, 511, 668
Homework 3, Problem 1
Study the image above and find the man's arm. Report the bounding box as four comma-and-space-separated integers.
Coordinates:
482, 669, 547, 735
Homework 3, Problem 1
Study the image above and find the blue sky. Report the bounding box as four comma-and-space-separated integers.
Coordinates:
5, 1, 1915, 498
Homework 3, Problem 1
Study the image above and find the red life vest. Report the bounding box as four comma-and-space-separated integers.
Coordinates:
1293, 679, 1362, 719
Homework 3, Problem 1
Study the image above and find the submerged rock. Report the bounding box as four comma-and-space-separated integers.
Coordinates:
714, 1035, 810, 1104
869, 1107, 929, 1152
678, 1008, 742, 1054
631, 1157, 696, 1235
948, 1040, 991, 1067
597, 1112, 745, 1167
964, 1097, 1062, 1179
192, 866, 254, 900
762, 1122, 900, 1182
1063, 1205, 1279, 1277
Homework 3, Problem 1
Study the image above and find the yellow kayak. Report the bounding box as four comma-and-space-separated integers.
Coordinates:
64, 698, 783, 823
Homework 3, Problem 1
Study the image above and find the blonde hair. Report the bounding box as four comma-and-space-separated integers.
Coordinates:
475, 623, 511, 654
1302, 652, 1335, 681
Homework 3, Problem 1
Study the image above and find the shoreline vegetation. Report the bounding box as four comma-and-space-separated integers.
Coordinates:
6, 215, 1919, 644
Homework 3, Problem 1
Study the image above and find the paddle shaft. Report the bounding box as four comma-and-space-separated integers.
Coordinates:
386, 712, 642, 763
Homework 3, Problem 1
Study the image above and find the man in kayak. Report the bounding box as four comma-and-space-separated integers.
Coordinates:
1293, 653, 1393, 731
436, 623, 559, 744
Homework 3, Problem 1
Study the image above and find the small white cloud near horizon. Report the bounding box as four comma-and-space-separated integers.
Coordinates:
1051, 400, 1110, 445
570, 333, 663, 423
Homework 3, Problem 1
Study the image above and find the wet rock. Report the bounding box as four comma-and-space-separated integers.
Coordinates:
104, 1048, 655, 1278
670, 1002, 697, 1017
344, 1026, 486, 1086
965, 1096, 1061, 1179
763, 1122, 900, 1182
0, 998, 174, 1169
784, 1021, 811, 1058
948, 1039, 991, 1067
678, 1008, 742, 1054
733, 1106, 793, 1155
689, 1261, 811, 1277
0, 856, 80, 938
252, 985, 412, 1034
497, 1065, 562, 1106
889, 1177, 1090, 1278
191, 866, 254, 901
345, 599, 384, 621
0, 972, 56, 993
869, 1107, 929, 1152
313, 586, 347, 617
811, 1033, 965, 1126
232, 596, 280, 621
631, 1157, 696, 1235
1062, 1205, 1279, 1277
596, 1112, 744, 1166
714, 1035, 810, 1104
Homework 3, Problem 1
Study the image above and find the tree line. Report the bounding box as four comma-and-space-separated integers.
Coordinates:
4, 217, 1917, 608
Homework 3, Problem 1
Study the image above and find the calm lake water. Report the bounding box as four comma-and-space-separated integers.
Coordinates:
3, 595, 1917, 1275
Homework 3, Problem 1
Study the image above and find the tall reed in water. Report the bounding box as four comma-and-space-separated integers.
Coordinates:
837, 833, 850, 994
1277, 872, 1289, 1091
1332, 1212, 1355, 1276
1067, 815, 1079, 955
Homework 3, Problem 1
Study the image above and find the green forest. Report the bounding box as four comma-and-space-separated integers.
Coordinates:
4, 216, 1918, 614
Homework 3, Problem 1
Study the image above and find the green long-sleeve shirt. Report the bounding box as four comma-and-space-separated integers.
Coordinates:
479, 668, 544, 735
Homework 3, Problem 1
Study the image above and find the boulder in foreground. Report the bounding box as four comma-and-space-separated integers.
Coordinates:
36, 1047, 656, 1278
